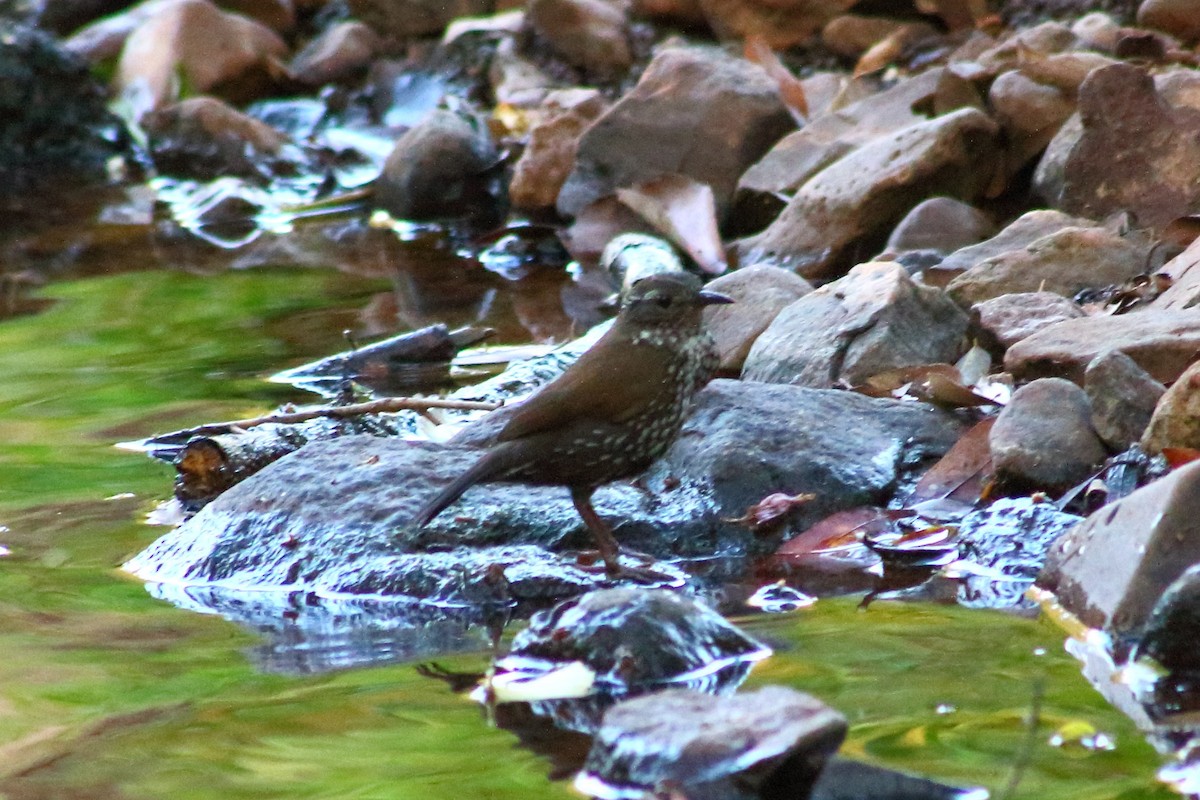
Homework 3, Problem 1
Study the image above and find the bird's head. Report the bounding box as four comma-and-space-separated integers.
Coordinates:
619, 272, 733, 328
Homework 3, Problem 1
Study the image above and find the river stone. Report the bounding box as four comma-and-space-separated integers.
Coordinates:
698, 0, 854, 48
883, 196, 996, 265
556, 45, 794, 219
527, 0, 632, 78
1150, 236, 1200, 311
738, 108, 1000, 278
1138, 0, 1200, 42
972, 291, 1084, 351
498, 588, 770, 691
989, 378, 1107, 491
988, 68, 1075, 171
289, 20, 380, 86
945, 225, 1151, 307
1136, 563, 1200, 674
1059, 63, 1200, 230
822, 14, 914, 57
125, 379, 963, 602
738, 69, 958, 199
1086, 350, 1165, 451
347, 0, 493, 37
576, 687, 846, 800
742, 262, 968, 388
701, 265, 814, 374
924, 209, 1094, 288
375, 109, 498, 220
143, 96, 291, 180
1037, 459, 1200, 636
1141, 359, 1200, 454
510, 89, 608, 210
1004, 309, 1200, 385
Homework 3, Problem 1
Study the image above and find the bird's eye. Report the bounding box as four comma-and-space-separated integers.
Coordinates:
654, 294, 672, 308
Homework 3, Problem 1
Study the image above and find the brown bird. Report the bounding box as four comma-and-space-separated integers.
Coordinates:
413, 271, 732, 577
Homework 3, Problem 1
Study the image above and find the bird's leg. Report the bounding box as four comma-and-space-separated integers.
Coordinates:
570, 486, 621, 573
569, 487, 680, 585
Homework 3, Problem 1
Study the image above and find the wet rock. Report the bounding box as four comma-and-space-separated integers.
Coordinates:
510, 89, 608, 210
945, 225, 1152, 307
143, 96, 291, 180
1058, 63, 1200, 230
289, 21, 380, 86
1141, 360, 1200, 454
347, 0, 494, 38
738, 68, 974, 199
114, 0, 287, 117
989, 378, 1107, 490
958, 497, 1082, 609
703, 265, 813, 374
1037, 458, 1200, 636
1086, 350, 1165, 451
375, 109, 498, 220
882, 196, 995, 269
1071, 11, 1123, 51
1005, 309, 1200, 385
1150, 236, 1200, 311
527, 0, 632, 78
557, 45, 794, 219
972, 291, 1084, 352
738, 108, 999, 278
577, 687, 846, 800
1137, 563, 1200, 674
489, 36, 557, 107
821, 14, 915, 58
30, 0, 133, 35
1137, 0, 1200, 43
925, 209, 1094, 288
988, 68, 1075, 171
494, 589, 770, 694
699, 0, 852, 48
125, 379, 964, 602
742, 262, 968, 388
0, 22, 129, 199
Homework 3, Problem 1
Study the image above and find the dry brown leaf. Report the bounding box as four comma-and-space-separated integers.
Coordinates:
908, 417, 995, 505
615, 174, 728, 275
743, 34, 808, 122
728, 491, 815, 532
775, 506, 889, 561
1162, 447, 1200, 469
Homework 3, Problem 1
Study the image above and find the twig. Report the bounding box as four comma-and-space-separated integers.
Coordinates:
176, 396, 502, 439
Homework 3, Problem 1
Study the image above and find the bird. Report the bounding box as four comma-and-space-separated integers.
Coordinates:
413, 271, 733, 579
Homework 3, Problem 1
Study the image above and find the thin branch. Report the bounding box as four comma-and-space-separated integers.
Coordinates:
176, 396, 502, 439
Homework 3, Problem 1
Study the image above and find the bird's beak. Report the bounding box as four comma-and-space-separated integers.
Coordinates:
697, 290, 734, 306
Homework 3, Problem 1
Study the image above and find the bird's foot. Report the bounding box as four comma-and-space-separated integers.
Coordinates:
572, 550, 684, 586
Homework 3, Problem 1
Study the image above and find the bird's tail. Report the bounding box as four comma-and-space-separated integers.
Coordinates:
411, 446, 511, 528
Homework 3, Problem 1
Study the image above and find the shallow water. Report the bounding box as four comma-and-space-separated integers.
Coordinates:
0, 226, 1178, 799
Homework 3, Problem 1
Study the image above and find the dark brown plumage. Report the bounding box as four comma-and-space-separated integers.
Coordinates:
413, 271, 732, 576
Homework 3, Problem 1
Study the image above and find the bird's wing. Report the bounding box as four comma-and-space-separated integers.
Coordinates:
497, 336, 668, 442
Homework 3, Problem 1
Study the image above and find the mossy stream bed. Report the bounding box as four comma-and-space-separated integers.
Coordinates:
0, 264, 1177, 799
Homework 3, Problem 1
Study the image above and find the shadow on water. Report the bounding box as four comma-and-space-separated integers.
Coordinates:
0, 196, 1182, 800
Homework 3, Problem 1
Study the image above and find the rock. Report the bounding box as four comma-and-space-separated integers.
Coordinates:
375, 109, 498, 220
989, 378, 1107, 490
1150, 236, 1200, 311
924, 209, 1094, 288
698, 0, 854, 48
1071, 11, 1122, 51
0, 22, 129, 200
289, 21, 380, 86
1031, 112, 1082, 206
489, 36, 557, 107
882, 196, 995, 269
125, 379, 964, 603
1086, 350, 1166, 451
972, 291, 1084, 352
65, 0, 175, 65
738, 68, 972, 198
1137, 0, 1200, 43
1157, 68, 1200, 113
556, 45, 795, 219
510, 89, 608, 210
527, 0, 632, 78
738, 108, 999, 278
742, 262, 968, 388
114, 0, 287, 117
821, 14, 914, 57
495, 589, 771, 693
347, 0, 494, 38
142, 96, 290, 180
1059, 63, 1200, 230
988, 68, 1075, 171
577, 687, 846, 800
1141, 360, 1200, 454
702, 265, 814, 374
219, 0, 295, 33
1136, 564, 1200, 674
1037, 459, 1200, 636
1004, 309, 1200, 385
945, 225, 1152, 306
632, 0, 706, 24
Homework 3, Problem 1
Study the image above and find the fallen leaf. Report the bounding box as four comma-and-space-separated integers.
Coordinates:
907, 417, 995, 505
743, 34, 808, 122
616, 174, 728, 275
1162, 447, 1200, 469
775, 506, 889, 558
728, 491, 815, 532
